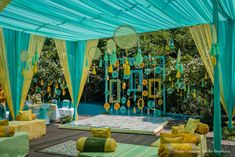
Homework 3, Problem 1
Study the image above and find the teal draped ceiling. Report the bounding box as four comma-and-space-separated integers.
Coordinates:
3, 28, 30, 117
66, 41, 87, 120
0, 0, 233, 41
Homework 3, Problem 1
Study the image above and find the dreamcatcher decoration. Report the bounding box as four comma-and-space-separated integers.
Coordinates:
87, 46, 102, 75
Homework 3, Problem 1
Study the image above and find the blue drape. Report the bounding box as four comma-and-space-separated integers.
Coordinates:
3, 28, 30, 117
66, 40, 86, 120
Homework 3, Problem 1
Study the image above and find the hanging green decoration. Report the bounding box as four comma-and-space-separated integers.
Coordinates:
179, 64, 184, 73
135, 48, 143, 66
169, 38, 175, 50
127, 89, 131, 96
104, 53, 108, 62
177, 49, 181, 63
187, 85, 190, 94
99, 59, 102, 67
121, 97, 126, 104
110, 50, 117, 65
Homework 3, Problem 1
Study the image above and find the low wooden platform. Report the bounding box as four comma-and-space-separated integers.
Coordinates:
29, 124, 235, 157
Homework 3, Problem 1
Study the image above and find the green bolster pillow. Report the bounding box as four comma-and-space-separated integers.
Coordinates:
76, 137, 117, 152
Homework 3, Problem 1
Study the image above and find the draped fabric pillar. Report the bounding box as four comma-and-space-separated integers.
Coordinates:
55, 39, 99, 120
0, 27, 45, 118
20, 35, 45, 110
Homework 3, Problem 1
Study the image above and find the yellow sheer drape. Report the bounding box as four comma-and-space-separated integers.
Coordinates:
20, 35, 45, 110
0, 28, 14, 119
76, 40, 99, 107
189, 24, 232, 115
54, 39, 74, 103
0, 0, 11, 12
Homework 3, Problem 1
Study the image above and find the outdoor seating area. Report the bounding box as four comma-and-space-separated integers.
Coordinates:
0, 0, 235, 157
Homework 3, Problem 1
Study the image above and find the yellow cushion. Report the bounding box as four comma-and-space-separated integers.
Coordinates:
171, 124, 188, 134
91, 127, 111, 138
0, 126, 15, 137
160, 133, 184, 145
158, 143, 199, 157
0, 119, 9, 126
185, 118, 200, 133
17, 110, 32, 121
195, 123, 209, 134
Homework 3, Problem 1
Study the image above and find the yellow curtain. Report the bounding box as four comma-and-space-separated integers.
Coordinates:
76, 39, 99, 107
20, 35, 45, 110
189, 24, 232, 115
54, 39, 74, 103
0, 28, 14, 119
0, 0, 11, 12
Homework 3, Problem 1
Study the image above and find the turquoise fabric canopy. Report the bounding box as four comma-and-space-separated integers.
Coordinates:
0, 0, 234, 41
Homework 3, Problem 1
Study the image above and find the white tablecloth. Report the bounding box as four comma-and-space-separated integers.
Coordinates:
58, 108, 74, 118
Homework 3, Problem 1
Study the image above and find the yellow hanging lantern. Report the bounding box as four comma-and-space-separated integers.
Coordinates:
158, 99, 163, 105
124, 64, 131, 76
92, 67, 96, 75
142, 79, 148, 86
127, 100, 131, 107
104, 102, 110, 111
176, 71, 181, 78
108, 64, 113, 73
122, 82, 126, 90
55, 83, 59, 89
40, 79, 44, 86
142, 90, 148, 97
137, 98, 145, 110
140, 63, 145, 68
114, 103, 120, 110
62, 90, 66, 96
33, 65, 38, 73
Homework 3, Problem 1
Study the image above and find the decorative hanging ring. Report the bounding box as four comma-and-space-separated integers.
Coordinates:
158, 99, 163, 105
142, 79, 148, 86
88, 47, 101, 60
106, 39, 116, 55
114, 103, 120, 110
142, 90, 148, 97
137, 98, 145, 110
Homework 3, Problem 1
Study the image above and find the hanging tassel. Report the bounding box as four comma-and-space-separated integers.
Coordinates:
135, 48, 143, 66
168, 76, 171, 81
87, 77, 90, 83
176, 70, 181, 78
108, 64, 113, 73
104, 53, 108, 62
179, 64, 184, 73
99, 59, 103, 67
124, 60, 131, 76
110, 51, 117, 65
40, 79, 44, 86
92, 67, 96, 75
177, 49, 181, 63
193, 89, 196, 98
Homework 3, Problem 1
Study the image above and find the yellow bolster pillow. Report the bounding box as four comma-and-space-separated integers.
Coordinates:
91, 127, 111, 138
183, 133, 200, 145
17, 110, 33, 121
158, 143, 199, 157
195, 123, 209, 134
160, 133, 184, 145
76, 137, 117, 152
0, 126, 15, 137
0, 119, 9, 126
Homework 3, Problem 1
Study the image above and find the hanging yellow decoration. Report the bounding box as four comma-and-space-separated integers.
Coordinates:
114, 103, 120, 110
180, 90, 182, 96
142, 90, 148, 97
133, 107, 136, 113
55, 83, 59, 89
140, 63, 145, 68
211, 56, 216, 67
124, 64, 131, 76
115, 60, 120, 67
104, 102, 110, 111
171, 81, 174, 88
92, 67, 96, 75
47, 86, 51, 92
33, 64, 38, 73
62, 80, 65, 85
158, 99, 163, 105
122, 82, 126, 90
137, 98, 144, 110
127, 100, 131, 107
142, 79, 148, 86
168, 76, 171, 81
62, 90, 66, 96
204, 73, 208, 80
176, 71, 181, 78
122, 63, 126, 69
40, 79, 44, 86
193, 89, 196, 98
108, 64, 113, 73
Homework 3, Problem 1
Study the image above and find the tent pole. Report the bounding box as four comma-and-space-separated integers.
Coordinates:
212, 0, 222, 155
